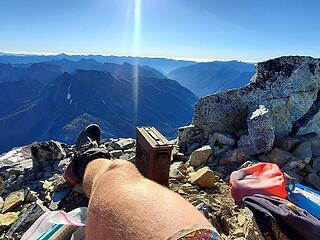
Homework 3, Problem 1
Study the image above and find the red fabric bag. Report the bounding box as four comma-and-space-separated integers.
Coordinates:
230, 162, 288, 203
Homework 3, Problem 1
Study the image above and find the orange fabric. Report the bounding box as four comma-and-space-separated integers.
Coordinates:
64, 162, 81, 186
167, 225, 221, 240
178, 228, 221, 239
230, 163, 288, 203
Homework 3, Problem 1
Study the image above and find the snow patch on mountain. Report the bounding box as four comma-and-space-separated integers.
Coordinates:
66, 83, 72, 100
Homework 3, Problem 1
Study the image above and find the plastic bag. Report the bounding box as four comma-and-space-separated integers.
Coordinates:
21, 207, 87, 240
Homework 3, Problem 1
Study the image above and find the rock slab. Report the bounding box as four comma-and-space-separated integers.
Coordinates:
31, 141, 66, 169
2, 190, 25, 213
189, 167, 219, 188
238, 105, 275, 154
111, 138, 135, 150
188, 145, 212, 168
0, 212, 18, 231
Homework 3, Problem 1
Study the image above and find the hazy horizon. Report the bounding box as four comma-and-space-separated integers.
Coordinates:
1, 50, 311, 64
1, 0, 320, 63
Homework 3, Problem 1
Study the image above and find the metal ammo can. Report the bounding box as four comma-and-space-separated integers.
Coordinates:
136, 126, 173, 186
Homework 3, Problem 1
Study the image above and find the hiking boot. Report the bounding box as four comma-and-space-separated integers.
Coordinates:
64, 124, 111, 186
75, 124, 101, 150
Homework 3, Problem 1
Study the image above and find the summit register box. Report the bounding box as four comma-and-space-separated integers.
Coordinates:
136, 127, 173, 186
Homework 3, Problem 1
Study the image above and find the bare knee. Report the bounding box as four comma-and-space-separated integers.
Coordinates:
106, 159, 136, 171
91, 159, 142, 192
87, 158, 140, 178
83, 159, 141, 197
101, 159, 141, 181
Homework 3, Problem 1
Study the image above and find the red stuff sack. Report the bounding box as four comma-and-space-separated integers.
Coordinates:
230, 162, 288, 203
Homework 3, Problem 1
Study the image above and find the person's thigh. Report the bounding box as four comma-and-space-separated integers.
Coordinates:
84, 159, 211, 240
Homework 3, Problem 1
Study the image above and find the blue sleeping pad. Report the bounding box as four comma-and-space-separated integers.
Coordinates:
288, 183, 320, 219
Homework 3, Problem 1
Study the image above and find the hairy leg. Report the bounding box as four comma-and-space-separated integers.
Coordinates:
83, 159, 211, 240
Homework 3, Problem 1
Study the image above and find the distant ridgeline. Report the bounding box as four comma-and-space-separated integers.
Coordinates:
168, 60, 256, 97
0, 53, 195, 74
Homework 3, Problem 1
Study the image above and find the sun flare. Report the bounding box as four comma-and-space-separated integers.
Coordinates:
133, 0, 141, 123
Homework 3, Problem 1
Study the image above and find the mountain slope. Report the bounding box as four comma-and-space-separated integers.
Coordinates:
168, 61, 255, 96
0, 63, 61, 84
0, 79, 43, 118
0, 70, 196, 152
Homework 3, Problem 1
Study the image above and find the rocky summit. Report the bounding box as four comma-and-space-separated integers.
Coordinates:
178, 56, 320, 188
0, 138, 261, 240
0, 56, 320, 240
180, 56, 320, 146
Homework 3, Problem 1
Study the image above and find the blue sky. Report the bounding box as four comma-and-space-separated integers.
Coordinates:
1, 0, 320, 62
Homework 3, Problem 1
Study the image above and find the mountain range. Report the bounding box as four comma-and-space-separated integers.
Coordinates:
0, 69, 196, 152
168, 61, 255, 96
0, 53, 256, 97
0, 53, 195, 74
0, 59, 165, 84
0, 53, 256, 152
